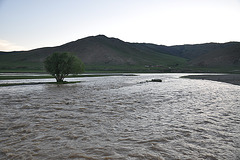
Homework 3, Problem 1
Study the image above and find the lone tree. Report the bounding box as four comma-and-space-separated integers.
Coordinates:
44, 52, 84, 82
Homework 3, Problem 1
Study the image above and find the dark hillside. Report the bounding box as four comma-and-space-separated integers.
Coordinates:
169, 43, 223, 59
136, 43, 180, 57
134, 42, 240, 67
190, 42, 240, 67
167, 42, 240, 66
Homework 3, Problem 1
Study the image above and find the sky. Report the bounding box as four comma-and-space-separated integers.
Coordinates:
0, 0, 240, 51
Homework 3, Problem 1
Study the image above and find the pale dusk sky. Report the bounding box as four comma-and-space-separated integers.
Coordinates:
0, 0, 240, 51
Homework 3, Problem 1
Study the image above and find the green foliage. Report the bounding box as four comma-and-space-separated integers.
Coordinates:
44, 52, 84, 82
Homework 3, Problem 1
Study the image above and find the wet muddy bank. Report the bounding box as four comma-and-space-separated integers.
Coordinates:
182, 74, 240, 86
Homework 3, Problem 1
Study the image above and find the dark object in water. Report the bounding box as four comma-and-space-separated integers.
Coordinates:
139, 79, 162, 84
150, 79, 162, 82
148, 79, 162, 82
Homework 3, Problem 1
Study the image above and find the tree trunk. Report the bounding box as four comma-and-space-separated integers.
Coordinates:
56, 78, 63, 82
55, 74, 64, 82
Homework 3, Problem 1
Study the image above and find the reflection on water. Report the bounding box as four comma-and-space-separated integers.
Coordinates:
0, 74, 239, 160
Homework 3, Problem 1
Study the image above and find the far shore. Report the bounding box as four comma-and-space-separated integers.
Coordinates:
182, 74, 240, 86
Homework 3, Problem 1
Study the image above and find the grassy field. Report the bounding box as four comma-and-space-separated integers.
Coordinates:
0, 62, 188, 73
0, 52, 238, 74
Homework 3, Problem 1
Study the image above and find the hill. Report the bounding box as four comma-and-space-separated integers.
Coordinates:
0, 35, 239, 73
136, 42, 240, 73
142, 42, 240, 65
169, 42, 240, 67
0, 35, 187, 72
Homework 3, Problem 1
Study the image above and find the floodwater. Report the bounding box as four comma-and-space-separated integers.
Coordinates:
0, 74, 239, 160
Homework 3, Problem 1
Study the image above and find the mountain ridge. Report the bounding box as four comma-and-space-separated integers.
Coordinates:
0, 35, 239, 72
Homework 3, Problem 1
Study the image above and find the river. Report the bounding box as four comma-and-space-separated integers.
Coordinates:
0, 73, 239, 160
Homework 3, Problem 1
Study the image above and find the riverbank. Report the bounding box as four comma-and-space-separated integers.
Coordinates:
0, 73, 137, 87
0, 74, 119, 80
182, 74, 240, 86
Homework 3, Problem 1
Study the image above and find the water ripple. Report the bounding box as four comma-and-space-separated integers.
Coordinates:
0, 74, 239, 159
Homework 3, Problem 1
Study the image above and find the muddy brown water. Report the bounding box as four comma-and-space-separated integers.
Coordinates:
0, 74, 239, 160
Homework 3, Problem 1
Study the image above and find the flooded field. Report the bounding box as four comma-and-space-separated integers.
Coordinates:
0, 74, 239, 160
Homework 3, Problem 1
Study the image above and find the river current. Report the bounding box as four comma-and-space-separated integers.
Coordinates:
0, 74, 239, 160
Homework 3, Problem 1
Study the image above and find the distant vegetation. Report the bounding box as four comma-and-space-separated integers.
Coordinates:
0, 35, 239, 73
44, 52, 84, 82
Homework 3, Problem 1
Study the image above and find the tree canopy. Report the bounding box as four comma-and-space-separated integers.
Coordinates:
44, 52, 84, 82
